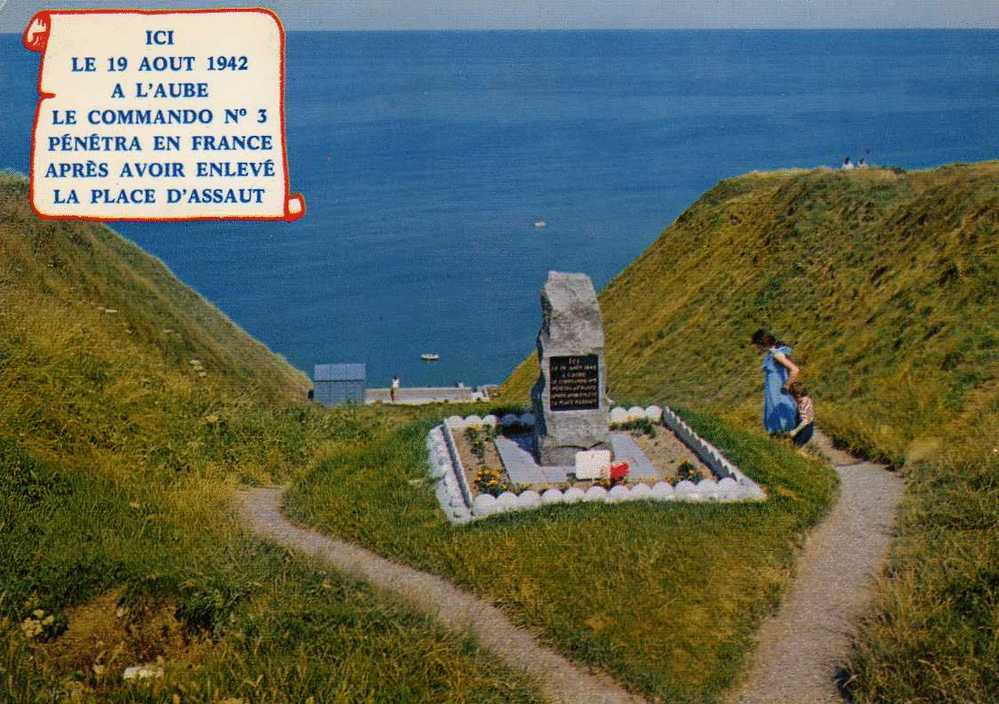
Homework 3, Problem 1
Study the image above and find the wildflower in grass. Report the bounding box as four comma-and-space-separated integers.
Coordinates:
62, 680, 89, 702
20, 616, 42, 639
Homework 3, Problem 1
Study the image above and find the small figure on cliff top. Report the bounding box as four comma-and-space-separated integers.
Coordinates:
390, 375, 400, 402
842, 156, 855, 170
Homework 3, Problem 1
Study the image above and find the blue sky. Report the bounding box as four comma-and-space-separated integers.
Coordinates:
1, 0, 997, 32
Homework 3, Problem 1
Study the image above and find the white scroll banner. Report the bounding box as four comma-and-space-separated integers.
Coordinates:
24, 8, 305, 222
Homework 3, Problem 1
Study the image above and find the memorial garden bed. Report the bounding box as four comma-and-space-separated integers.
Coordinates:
430, 406, 765, 524
452, 416, 711, 500
610, 419, 712, 483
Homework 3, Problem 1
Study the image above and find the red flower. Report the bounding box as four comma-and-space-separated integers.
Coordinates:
609, 462, 630, 482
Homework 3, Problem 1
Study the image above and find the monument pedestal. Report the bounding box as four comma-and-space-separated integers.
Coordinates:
531, 271, 610, 467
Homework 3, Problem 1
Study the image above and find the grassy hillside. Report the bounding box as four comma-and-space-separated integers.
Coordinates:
502, 161, 999, 702
0, 173, 542, 703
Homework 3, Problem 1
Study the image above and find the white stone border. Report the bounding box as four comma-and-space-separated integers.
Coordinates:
658, 407, 766, 501
426, 407, 765, 524
441, 418, 476, 509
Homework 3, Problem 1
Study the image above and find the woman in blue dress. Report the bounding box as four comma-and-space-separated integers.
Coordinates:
752, 329, 800, 433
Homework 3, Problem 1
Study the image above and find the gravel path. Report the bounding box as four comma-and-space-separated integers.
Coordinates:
237, 487, 647, 704
727, 430, 904, 704
239, 429, 901, 704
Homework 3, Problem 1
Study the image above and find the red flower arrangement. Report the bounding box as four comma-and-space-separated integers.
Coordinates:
609, 461, 630, 482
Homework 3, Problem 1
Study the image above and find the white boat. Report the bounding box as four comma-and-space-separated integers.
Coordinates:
420, 353, 440, 361
534, 219, 546, 229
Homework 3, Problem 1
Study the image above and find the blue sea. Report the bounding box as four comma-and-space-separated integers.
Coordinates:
2, 31, 997, 387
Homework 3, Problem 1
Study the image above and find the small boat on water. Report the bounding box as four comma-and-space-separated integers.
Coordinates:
534, 219, 546, 229
420, 353, 440, 362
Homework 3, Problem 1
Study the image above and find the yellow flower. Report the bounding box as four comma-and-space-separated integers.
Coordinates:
20, 618, 42, 639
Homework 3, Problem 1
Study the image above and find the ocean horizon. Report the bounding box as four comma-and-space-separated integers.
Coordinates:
2, 29, 996, 388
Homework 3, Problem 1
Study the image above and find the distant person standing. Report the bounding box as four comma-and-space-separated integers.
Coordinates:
390, 375, 400, 402
751, 329, 800, 434
842, 156, 855, 170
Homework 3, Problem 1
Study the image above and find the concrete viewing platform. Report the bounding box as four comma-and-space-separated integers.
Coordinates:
365, 386, 494, 405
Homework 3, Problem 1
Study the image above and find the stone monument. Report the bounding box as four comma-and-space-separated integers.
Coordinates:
531, 271, 610, 466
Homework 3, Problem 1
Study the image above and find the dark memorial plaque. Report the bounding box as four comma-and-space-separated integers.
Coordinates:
548, 354, 599, 411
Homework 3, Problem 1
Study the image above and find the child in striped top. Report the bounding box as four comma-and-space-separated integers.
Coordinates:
788, 381, 815, 447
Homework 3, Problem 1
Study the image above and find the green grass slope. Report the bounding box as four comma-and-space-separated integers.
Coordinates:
288, 406, 836, 704
0, 174, 542, 703
502, 161, 999, 703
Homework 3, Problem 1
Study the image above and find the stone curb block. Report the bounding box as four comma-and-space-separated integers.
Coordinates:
608, 485, 631, 502
473, 493, 497, 516
541, 488, 564, 505
583, 485, 608, 502
631, 483, 652, 500
517, 490, 542, 509
497, 492, 519, 512
651, 481, 674, 500
563, 487, 586, 503
697, 478, 719, 500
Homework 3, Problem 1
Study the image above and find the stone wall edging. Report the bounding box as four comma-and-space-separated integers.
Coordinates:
441, 419, 476, 509
658, 406, 766, 500
427, 405, 766, 524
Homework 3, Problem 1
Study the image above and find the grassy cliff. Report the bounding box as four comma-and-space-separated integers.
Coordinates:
0, 174, 542, 703
502, 161, 999, 702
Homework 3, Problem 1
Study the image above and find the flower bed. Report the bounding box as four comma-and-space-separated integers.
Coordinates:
426, 406, 766, 524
